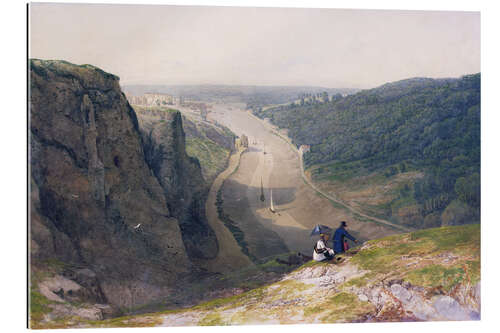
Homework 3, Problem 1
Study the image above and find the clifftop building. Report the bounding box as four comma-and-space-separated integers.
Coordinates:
299, 145, 311, 154
126, 93, 177, 106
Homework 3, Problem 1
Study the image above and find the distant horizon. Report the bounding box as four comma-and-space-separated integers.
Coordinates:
29, 57, 479, 90
120, 71, 480, 90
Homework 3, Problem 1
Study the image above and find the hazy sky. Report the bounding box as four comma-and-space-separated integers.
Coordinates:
30, 3, 480, 88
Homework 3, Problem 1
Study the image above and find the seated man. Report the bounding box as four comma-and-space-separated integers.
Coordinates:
313, 233, 335, 261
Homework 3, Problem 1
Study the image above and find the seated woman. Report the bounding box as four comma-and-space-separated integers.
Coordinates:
313, 233, 335, 261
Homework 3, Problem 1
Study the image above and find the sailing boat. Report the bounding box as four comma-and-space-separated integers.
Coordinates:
269, 189, 276, 213
260, 178, 265, 202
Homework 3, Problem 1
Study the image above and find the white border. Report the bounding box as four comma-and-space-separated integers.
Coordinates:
2, 1, 498, 333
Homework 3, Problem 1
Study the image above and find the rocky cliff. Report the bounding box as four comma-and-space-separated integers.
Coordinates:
134, 104, 236, 184
140, 111, 219, 260
29, 59, 219, 322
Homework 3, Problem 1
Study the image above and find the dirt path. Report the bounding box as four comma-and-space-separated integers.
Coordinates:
193, 148, 254, 273
297, 154, 413, 232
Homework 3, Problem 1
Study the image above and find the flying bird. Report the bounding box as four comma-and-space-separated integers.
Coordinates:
134, 223, 141, 229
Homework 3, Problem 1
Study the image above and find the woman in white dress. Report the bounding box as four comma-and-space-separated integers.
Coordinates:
313, 233, 335, 261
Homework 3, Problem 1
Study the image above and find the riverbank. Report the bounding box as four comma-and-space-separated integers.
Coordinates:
192, 147, 254, 273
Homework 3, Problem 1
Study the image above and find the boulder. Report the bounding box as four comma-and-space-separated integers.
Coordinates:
432, 295, 471, 321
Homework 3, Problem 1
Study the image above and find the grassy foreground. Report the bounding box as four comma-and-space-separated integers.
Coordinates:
31, 224, 480, 328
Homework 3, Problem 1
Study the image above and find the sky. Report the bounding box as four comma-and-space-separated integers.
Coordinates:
29, 3, 480, 89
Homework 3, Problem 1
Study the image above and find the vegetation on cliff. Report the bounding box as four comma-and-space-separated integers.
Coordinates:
182, 115, 235, 183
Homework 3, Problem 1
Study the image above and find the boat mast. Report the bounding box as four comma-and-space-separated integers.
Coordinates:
260, 177, 265, 202
270, 189, 275, 213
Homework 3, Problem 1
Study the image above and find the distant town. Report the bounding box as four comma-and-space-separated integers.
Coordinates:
126, 92, 211, 121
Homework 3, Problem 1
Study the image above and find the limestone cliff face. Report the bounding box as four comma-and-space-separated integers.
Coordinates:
140, 111, 219, 260
29, 59, 197, 309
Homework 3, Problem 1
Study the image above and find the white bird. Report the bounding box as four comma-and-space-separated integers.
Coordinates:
134, 223, 141, 229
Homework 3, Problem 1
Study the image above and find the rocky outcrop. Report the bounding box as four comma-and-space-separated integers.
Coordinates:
29, 59, 197, 311
140, 111, 219, 260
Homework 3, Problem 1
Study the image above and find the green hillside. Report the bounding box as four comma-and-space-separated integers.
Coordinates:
182, 115, 235, 183
253, 74, 480, 228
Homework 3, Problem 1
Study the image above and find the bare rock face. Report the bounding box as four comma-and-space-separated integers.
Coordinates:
140, 111, 219, 260
30, 59, 192, 309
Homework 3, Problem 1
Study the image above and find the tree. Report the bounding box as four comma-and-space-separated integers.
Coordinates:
454, 173, 480, 207
322, 91, 329, 103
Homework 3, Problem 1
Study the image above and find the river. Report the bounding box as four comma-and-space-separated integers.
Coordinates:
207, 103, 401, 260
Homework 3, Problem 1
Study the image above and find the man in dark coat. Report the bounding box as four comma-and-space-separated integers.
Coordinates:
333, 221, 358, 254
